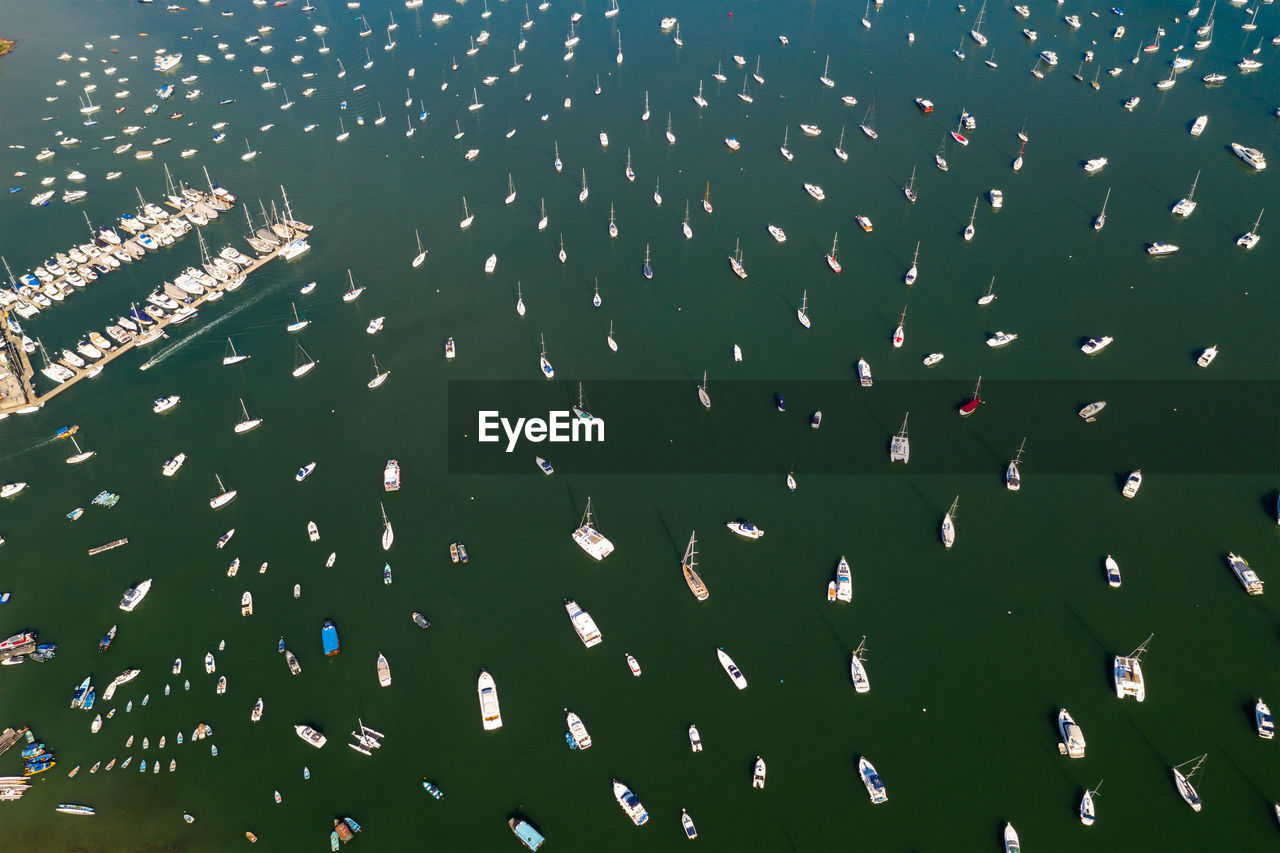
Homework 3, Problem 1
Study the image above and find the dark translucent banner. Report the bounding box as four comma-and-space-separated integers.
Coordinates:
447, 380, 1278, 476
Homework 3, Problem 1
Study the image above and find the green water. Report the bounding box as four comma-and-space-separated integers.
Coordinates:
0, 1, 1276, 850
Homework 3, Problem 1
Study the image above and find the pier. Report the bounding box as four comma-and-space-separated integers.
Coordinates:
0, 218, 312, 416
88, 538, 129, 556
0, 728, 30, 758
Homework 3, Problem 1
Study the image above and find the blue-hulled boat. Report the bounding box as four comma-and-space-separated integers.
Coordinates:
99, 625, 117, 651
321, 619, 340, 656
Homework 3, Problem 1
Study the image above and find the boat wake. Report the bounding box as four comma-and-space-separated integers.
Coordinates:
139, 286, 276, 370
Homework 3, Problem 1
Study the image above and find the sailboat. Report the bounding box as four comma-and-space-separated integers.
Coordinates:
537, 198, 547, 231
986, 49, 998, 69
654, 177, 663, 206
978, 276, 996, 304
1081, 781, 1102, 826
516, 282, 526, 316
970, 1, 988, 45
609, 204, 618, 238
210, 474, 237, 509
1171, 755, 1206, 811
892, 308, 906, 348
1094, 188, 1111, 231
827, 233, 842, 273
940, 496, 959, 548
412, 229, 427, 267
539, 334, 554, 379
368, 354, 389, 389
738, 75, 753, 104
292, 342, 317, 378
860, 102, 878, 139
593, 278, 602, 308
963, 198, 978, 241
834, 126, 848, 160
936, 139, 949, 171
505, 174, 517, 205
223, 337, 249, 366
616, 32, 622, 65
241, 138, 258, 161
66, 435, 95, 464
728, 238, 747, 279
1237, 208, 1264, 249
572, 382, 593, 421
1171, 170, 1200, 217
863, 1, 873, 29
336, 118, 349, 142
579, 169, 588, 203
234, 398, 262, 434
673, 23, 683, 47
606, 0, 619, 20
889, 413, 910, 463
693, 80, 707, 108
459, 197, 474, 229
682, 202, 693, 239
713, 60, 727, 83
797, 290, 811, 328
786, 467, 797, 491
703, 182, 713, 214
954, 35, 967, 60
380, 502, 394, 551
607, 320, 618, 352
625, 149, 635, 182
1006, 438, 1027, 491
342, 270, 365, 302
469, 88, 483, 111
665, 113, 676, 144
904, 166, 918, 203
820, 54, 835, 87
1013, 140, 1025, 172
287, 303, 309, 332
553, 141, 562, 172
697, 371, 711, 409
904, 242, 920, 285
682, 531, 709, 601
558, 233, 567, 264
959, 376, 983, 416
780, 127, 793, 161
642, 91, 650, 122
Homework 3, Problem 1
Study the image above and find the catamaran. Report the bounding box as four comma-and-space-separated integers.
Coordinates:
682, 531, 709, 601
572, 497, 614, 560
1114, 633, 1152, 701
890, 413, 910, 463
1171, 170, 1200, 216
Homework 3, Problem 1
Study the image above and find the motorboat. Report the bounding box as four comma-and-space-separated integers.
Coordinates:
1058, 709, 1087, 757
726, 521, 763, 539
716, 647, 748, 689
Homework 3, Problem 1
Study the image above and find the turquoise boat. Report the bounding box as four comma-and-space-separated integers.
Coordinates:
321, 619, 340, 656
508, 817, 545, 851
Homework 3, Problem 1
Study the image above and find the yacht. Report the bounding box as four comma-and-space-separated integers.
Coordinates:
717, 647, 748, 689
1084, 157, 1108, 173
1114, 633, 1152, 701
752, 756, 767, 789
1125, 96, 1141, 110
987, 331, 1018, 348
477, 670, 503, 730
612, 780, 649, 826
241, 591, 254, 616
1081, 335, 1114, 356
162, 453, 186, 477
1122, 470, 1143, 498
1105, 555, 1123, 588
572, 498, 615, 560
682, 810, 697, 840
688, 725, 703, 752
1217, 550, 1262, 595
294, 725, 327, 748
726, 520, 763, 539
566, 710, 592, 749
1231, 142, 1266, 170
860, 757, 888, 803
1080, 401, 1107, 420
564, 599, 603, 647
850, 637, 871, 692
119, 579, 153, 612
1005, 824, 1021, 853
1147, 242, 1180, 255
834, 557, 853, 602
1257, 699, 1275, 739
1058, 709, 1087, 757
804, 183, 826, 201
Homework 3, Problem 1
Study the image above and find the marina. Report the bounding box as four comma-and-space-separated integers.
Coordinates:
0, 1, 1275, 851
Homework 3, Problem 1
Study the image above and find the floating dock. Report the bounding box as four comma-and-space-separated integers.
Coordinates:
88, 538, 128, 556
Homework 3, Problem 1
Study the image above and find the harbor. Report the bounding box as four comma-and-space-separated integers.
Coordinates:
0, 1, 1275, 851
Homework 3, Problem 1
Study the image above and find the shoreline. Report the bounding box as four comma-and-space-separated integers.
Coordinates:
0, 38, 15, 59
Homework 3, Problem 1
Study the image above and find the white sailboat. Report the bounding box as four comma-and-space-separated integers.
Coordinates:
978, 276, 996, 304
505, 173, 517, 205
593, 278, 602, 308
607, 321, 617, 352
223, 337, 249, 365
538, 198, 548, 231
292, 342, 317, 378
780, 126, 793, 161
66, 435, 96, 465
516, 282, 526, 316
539, 334, 554, 379
1006, 438, 1026, 491
1237, 208, 1263, 249
368, 354, 389, 389
411, 229, 427, 267
1171, 755, 1206, 811
607, 204, 618, 238
553, 141, 562, 172
738, 74, 753, 104
342, 269, 365, 302
796, 290, 811, 328
642, 91, 650, 122
889, 413, 910, 463
579, 168, 589, 203
1081, 781, 1102, 826
940, 496, 958, 548
683, 202, 693, 239
210, 474, 237, 509
234, 398, 262, 434
459, 196, 474, 229
558, 233, 567, 264
665, 113, 675, 144
380, 502, 394, 550
963, 197, 978, 241
904, 241, 919, 285
834, 126, 848, 160
697, 371, 711, 409
1095, 187, 1111, 231
287, 303, 309, 332
819, 54, 835, 87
